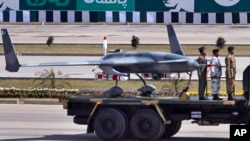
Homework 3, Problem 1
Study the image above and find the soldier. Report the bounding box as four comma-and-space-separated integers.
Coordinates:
225, 46, 236, 100
197, 46, 207, 100
210, 49, 223, 100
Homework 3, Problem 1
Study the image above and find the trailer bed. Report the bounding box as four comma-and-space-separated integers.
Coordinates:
66, 95, 237, 106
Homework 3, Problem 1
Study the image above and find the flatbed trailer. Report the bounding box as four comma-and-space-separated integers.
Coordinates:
62, 65, 250, 141
63, 95, 250, 141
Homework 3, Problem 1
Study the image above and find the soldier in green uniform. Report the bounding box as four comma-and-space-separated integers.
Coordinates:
225, 46, 236, 100
197, 46, 207, 100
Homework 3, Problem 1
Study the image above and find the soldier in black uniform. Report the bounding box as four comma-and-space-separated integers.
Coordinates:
197, 46, 207, 100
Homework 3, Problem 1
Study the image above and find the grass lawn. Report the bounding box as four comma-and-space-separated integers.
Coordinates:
0, 79, 243, 96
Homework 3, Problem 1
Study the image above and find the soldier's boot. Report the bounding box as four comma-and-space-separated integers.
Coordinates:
228, 93, 234, 101
213, 94, 223, 100
199, 95, 208, 100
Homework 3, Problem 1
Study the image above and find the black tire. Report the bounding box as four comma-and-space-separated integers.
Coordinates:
130, 109, 165, 141
162, 120, 182, 138
73, 116, 88, 125
116, 108, 131, 139
94, 108, 127, 141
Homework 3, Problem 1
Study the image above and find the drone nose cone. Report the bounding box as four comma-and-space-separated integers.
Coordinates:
189, 60, 200, 70
194, 61, 200, 68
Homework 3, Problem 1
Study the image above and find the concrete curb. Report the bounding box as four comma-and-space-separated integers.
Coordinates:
0, 99, 19, 104
21, 52, 103, 56
0, 98, 61, 105
23, 99, 61, 105
1, 50, 250, 57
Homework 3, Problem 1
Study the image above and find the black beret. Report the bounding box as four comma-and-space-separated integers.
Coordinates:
228, 46, 234, 51
212, 49, 219, 54
198, 46, 206, 52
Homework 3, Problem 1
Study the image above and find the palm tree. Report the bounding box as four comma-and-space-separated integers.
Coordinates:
33, 68, 71, 89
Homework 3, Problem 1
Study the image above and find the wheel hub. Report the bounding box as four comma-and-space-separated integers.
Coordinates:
102, 119, 115, 131
139, 119, 151, 132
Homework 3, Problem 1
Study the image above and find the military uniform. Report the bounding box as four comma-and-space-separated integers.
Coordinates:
225, 46, 236, 100
197, 46, 207, 100
210, 53, 222, 100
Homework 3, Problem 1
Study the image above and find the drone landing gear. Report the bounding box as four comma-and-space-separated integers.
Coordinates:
183, 71, 192, 92
136, 73, 156, 97
106, 80, 123, 98
178, 72, 192, 100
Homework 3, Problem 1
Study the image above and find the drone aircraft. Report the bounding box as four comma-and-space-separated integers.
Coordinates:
93, 36, 173, 81
1, 24, 200, 97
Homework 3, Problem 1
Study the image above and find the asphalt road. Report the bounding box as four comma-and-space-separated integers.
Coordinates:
0, 56, 248, 80
0, 104, 229, 141
0, 24, 249, 44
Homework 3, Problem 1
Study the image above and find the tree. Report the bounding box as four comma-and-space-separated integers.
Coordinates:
131, 35, 140, 49
46, 36, 54, 47
33, 68, 71, 89
216, 36, 226, 50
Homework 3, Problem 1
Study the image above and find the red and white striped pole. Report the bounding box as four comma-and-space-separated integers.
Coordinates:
103, 36, 107, 56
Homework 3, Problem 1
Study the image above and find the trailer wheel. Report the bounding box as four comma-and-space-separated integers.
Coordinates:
130, 109, 165, 141
162, 120, 182, 138
94, 108, 127, 141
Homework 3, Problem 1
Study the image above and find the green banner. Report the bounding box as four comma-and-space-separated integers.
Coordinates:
77, 0, 135, 11
135, 0, 250, 12
195, 0, 250, 12
15, 0, 250, 12
20, 0, 76, 10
